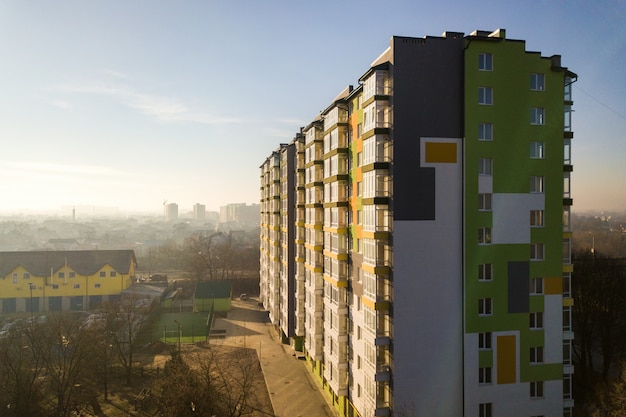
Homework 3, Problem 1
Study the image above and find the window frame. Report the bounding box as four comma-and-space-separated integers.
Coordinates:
530, 210, 544, 227
530, 277, 544, 295
478, 193, 492, 211
479, 298, 493, 316
530, 141, 545, 159
478, 123, 493, 141
530, 381, 544, 398
479, 332, 492, 350
479, 367, 492, 384
530, 312, 544, 329
478, 263, 493, 281
530, 346, 544, 364
478, 227, 492, 245
531, 243, 545, 261
478, 53, 493, 71
479, 403, 493, 417
478, 158, 493, 176
530, 176, 544, 193
478, 87, 494, 105
530, 107, 545, 125
530, 73, 545, 91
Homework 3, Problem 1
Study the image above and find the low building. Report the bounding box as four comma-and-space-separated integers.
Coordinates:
0, 250, 136, 312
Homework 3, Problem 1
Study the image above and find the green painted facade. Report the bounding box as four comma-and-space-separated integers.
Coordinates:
464, 35, 570, 385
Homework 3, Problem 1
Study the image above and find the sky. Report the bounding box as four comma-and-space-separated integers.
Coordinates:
0, 0, 625, 216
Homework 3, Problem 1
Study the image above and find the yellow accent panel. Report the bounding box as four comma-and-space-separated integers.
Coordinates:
425, 142, 457, 163
563, 264, 574, 273
544, 277, 562, 295
323, 274, 348, 288
563, 297, 574, 307
497, 335, 516, 384
362, 296, 375, 310
362, 264, 376, 274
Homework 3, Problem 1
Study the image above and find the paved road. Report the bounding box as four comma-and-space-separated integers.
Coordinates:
212, 298, 337, 417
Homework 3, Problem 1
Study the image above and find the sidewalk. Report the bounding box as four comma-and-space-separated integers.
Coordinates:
213, 299, 338, 417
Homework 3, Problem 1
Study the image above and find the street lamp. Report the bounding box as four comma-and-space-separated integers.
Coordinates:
174, 319, 181, 352
28, 283, 35, 325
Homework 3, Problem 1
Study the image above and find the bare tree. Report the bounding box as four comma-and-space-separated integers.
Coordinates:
34, 313, 98, 416
105, 294, 156, 385
0, 325, 46, 416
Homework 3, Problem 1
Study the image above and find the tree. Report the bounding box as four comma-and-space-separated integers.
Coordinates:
34, 313, 99, 416
0, 325, 46, 416
573, 251, 626, 382
105, 294, 156, 385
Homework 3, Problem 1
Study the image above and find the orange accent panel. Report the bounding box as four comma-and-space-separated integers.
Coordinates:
425, 142, 457, 163
544, 276, 562, 295
497, 335, 516, 384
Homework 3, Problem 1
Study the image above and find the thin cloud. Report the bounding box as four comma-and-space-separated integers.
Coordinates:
49, 81, 242, 125
6, 162, 125, 177
101, 69, 129, 79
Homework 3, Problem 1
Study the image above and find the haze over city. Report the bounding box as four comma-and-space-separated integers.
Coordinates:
1, 0, 624, 215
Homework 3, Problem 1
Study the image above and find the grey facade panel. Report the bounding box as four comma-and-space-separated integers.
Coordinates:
508, 260, 530, 313
391, 36, 465, 221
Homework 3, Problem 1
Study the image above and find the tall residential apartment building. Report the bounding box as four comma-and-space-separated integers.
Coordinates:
259, 29, 577, 417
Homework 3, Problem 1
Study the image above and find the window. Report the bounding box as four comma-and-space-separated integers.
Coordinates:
68, 272, 75, 278
531, 243, 544, 260
99, 271, 106, 278
530, 277, 543, 294
479, 227, 492, 245
110, 271, 117, 277
479, 367, 492, 384
479, 87, 493, 105
530, 176, 544, 193
479, 403, 492, 417
531, 73, 545, 91
530, 346, 544, 363
478, 193, 492, 211
530, 312, 544, 329
530, 141, 544, 158
52, 284, 59, 289
479, 332, 492, 350
57, 272, 65, 279
479, 158, 492, 175
12, 273, 17, 284
479, 298, 492, 316
563, 340, 573, 364
478, 123, 493, 141
530, 381, 544, 398
563, 306, 572, 331
73, 284, 80, 289
564, 374, 573, 399
478, 53, 493, 71
23, 272, 30, 280
478, 263, 493, 281
530, 107, 545, 125
530, 210, 544, 227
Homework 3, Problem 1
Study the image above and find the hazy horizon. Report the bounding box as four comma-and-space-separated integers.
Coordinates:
1, 1, 625, 214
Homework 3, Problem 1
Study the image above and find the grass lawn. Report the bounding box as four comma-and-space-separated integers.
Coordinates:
139, 311, 212, 344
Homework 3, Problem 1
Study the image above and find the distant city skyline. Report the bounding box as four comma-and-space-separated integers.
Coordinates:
1, 1, 625, 214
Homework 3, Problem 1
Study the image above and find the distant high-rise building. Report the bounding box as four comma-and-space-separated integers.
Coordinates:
219, 203, 260, 228
164, 203, 178, 222
193, 203, 206, 221
260, 29, 577, 417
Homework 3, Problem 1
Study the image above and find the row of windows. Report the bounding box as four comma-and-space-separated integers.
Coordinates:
10, 270, 119, 283
480, 403, 572, 417
480, 332, 574, 365
478, 52, 546, 92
